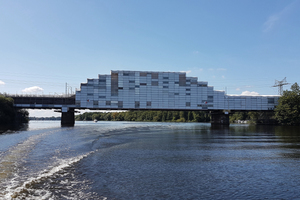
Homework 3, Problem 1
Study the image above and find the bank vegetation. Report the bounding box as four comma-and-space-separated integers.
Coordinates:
0, 95, 29, 126
274, 82, 300, 125
75, 110, 211, 123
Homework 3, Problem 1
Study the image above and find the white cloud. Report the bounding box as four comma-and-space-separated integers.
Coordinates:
22, 86, 44, 93
222, 75, 225, 79
0, 80, 5, 85
180, 70, 191, 74
263, 15, 280, 32
241, 91, 260, 96
193, 51, 199, 54
263, 1, 296, 32
236, 88, 241, 91
217, 68, 226, 71
198, 68, 203, 72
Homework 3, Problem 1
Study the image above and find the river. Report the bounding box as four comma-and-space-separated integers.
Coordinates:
0, 121, 300, 199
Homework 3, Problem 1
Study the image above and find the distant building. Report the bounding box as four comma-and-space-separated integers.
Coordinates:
75, 70, 279, 111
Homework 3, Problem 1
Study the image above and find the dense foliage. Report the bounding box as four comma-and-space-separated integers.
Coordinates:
0, 95, 15, 125
230, 111, 276, 124
230, 112, 250, 122
0, 95, 29, 125
29, 116, 61, 121
75, 110, 211, 123
275, 83, 300, 125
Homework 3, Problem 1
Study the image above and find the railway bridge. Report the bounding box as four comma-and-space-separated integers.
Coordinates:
6, 70, 280, 126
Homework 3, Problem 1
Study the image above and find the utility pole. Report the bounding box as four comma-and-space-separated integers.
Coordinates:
272, 77, 289, 95
65, 83, 68, 95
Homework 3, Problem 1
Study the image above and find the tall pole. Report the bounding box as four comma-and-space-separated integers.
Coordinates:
272, 77, 289, 95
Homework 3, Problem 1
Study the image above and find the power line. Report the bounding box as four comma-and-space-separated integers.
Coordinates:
272, 77, 289, 95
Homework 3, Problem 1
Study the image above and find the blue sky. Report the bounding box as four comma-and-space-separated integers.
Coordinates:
0, 0, 300, 116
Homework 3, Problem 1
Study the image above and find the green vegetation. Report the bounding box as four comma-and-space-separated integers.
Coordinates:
75, 110, 210, 123
230, 112, 250, 123
0, 95, 15, 125
0, 95, 29, 126
275, 82, 300, 125
230, 111, 276, 124
29, 116, 61, 121
231, 82, 300, 125
77, 110, 277, 125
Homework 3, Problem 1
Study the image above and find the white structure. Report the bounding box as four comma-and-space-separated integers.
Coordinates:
75, 70, 279, 111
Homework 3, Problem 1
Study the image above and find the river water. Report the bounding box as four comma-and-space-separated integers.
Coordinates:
0, 121, 300, 199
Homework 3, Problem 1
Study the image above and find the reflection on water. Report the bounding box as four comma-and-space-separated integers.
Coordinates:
0, 121, 63, 134
0, 123, 29, 134
0, 121, 300, 199
275, 126, 300, 142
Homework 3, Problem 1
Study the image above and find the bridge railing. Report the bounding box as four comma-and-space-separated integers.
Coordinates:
2, 93, 75, 98
2, 93, 75, 106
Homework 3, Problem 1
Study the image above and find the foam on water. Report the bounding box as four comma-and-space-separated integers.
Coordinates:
0, 130, 60, 199
0, 130, 57, 182
2, 149, 99, 199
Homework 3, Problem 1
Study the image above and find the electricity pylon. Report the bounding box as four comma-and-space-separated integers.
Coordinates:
273, 77, 289, 95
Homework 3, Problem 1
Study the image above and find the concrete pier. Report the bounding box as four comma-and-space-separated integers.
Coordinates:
61, 108, 75, 127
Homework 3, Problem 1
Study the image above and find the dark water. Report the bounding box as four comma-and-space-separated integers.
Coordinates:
1, 121, 300, 199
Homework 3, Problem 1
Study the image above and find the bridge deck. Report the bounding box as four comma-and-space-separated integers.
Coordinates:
7, 95, 75, 109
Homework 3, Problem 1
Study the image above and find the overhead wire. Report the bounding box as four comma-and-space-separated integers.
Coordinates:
1, 70, 281, 95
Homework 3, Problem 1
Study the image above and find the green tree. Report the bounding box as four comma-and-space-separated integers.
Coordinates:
161, 111, 167, 122
92, 113, 99, 120
192, 111, 200, 122
124, 111, 136, 121
16, 109, 29, 123
188, 111, 194, 121
275, 82, 300, 125
230, 112, 249, 123
0, 95, 29, 125
75, 110, 213, 123
0, 96, 15, 125
172, 111, 179, 121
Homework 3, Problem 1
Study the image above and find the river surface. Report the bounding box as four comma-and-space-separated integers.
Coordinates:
1, 121, 300, 199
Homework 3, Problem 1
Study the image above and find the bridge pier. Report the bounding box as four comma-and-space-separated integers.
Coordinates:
61, 108, 75, 127
210, 111, 230, 125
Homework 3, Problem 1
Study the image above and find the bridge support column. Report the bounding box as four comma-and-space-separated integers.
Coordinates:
61, 108, 75, 127
210, 111, 230, 125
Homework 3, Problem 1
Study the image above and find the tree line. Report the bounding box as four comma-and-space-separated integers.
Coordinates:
75, 110, 277, 124
274, 82, 300, 125
229, 111, 276, 124
0, 95, 29, 126
29, 116, 61, 121
75, 110, 211, 123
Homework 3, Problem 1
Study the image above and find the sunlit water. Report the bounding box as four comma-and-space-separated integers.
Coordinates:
1, 121, 300, 199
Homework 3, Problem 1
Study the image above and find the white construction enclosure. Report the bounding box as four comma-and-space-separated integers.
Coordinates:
75, 70, 279, 111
